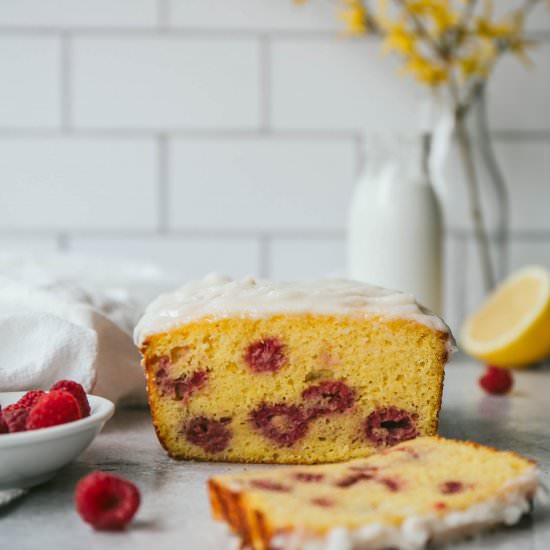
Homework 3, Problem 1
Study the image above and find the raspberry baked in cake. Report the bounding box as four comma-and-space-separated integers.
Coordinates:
208, 437, 538, 550
134, 274, 453, 464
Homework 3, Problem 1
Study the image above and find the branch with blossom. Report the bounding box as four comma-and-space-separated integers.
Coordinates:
296, 0, 549, 290
333, 0, 543, 110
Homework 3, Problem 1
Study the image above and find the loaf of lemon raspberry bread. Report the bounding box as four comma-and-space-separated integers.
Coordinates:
134, 274, 453, 464
208, 437, 538, 550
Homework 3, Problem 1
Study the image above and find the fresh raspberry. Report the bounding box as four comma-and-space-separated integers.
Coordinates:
75, 471, 140, 530
16, 390, 46, 409
3, 402, 25, 413
2, 407, 29, 433
50, 380, 91, 417
479, 365, 514, 395
250, 403, 308, 447
440, 480, 465, 494
185, 416, 232, 453
26, 390, 81, 431
364, 407, 418, 447
244, 338, 287, 373
249, 480, 291, 492
0, 412, 9, 434
302, 380, 355, 419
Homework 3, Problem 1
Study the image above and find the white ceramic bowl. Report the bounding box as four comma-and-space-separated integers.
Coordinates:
0, 392, 115, 490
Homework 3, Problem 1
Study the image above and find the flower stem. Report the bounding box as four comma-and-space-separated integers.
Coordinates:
455, 108, 496, 291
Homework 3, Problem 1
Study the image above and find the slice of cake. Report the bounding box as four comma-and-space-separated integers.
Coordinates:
208, 437, 538, 550
134, 274, 453, 464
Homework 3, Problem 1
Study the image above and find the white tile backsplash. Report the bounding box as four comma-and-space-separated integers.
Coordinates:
0, 36, 61, 128
72, 37, 261, 129
269, 237, 346, 279
0, 0, 548, 329
167, 0, 339, 31
168, 137, 356, 230
439, 139, 550, 234
0, 0, 158, 28
510, 239, 550, 270
69, 236, 261, 279
494, 0, 550, 32
271, 39, 424, 131
488, 44, 550, 131
495, 141, 550, 232
0, 137, 158, 230
462, 237, 550, 319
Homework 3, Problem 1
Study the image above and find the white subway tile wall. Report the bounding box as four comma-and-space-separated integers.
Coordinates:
72, 37, 261, 129
0, 36, 61, 127
0, 137, 158, 230
70, 236, 261, 279
0, 0, 159, 28
168, 137, 356, 230
271, 39, 423, 131
269, 237, 346, 279
0, 0, 548, 332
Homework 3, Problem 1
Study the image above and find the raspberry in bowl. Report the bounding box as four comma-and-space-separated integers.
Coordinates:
0, 384, 114, 490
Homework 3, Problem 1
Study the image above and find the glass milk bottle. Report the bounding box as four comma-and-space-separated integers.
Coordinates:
347, 135, 442, 314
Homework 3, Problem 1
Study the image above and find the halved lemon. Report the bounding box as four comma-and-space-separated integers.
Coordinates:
461, 265, 550, 367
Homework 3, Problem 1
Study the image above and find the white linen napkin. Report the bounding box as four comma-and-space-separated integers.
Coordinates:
0, 253, 172, 404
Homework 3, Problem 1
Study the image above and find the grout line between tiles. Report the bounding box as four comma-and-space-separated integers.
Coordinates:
0, 228, 348, 239
157, 0, 170, 30
3, 228, 550, 240
353, 132, 365, 179
157, 134, 169, 233
60, 32, 72, 130
259, 34, 271, 133
259, 234, 271, 277
56, 232, 70, 252
0, 26, 548, 42
0, 127, 549, 141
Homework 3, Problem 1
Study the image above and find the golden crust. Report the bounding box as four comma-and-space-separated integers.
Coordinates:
208, 478, 276, 550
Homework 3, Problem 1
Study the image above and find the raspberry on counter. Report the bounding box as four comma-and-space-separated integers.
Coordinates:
479, 365, 514, 395
75, 472, 140, 530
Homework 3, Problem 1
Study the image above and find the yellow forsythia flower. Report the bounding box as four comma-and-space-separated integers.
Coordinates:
338, 0, 368, 36
402, 53, 448, 85
382, 22, 417, 55
459, 39, 496, 78
405, 0, 459, 34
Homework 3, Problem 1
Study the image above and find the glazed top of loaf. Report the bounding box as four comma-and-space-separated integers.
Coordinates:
134, 273, 453, 347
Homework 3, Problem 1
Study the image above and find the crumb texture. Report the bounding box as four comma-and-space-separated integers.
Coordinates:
141, 314, 447, 464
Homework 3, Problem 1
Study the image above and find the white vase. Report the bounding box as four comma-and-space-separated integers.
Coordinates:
347, 137, 443, 314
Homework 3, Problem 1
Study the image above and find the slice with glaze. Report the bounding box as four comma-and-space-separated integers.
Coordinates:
208, 436, 538, 550
135, 275, 453, 464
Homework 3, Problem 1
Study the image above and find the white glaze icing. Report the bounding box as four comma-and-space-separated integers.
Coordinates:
134, 274, 453, 347
268, 469, 538, 550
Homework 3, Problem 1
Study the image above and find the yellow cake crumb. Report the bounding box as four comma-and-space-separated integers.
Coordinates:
140, 314, 448, 464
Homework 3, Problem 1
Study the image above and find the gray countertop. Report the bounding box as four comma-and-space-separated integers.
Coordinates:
2, 359, 549, 549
